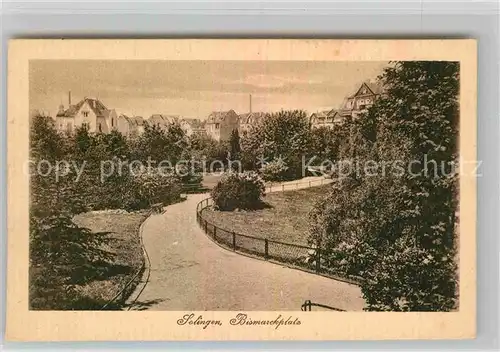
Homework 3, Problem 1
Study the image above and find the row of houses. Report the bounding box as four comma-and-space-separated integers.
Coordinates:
54, 80, 383, 141
55, 95, 206, 138
203, 80, 383, 140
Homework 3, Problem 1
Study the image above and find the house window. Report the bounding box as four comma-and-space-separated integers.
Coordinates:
111, 118, 114, 127
83, 111, 89, 117
98, 123, 102, 132
215, 123, 220, 129
82, 122, 90, 130
66, 123, 72, 132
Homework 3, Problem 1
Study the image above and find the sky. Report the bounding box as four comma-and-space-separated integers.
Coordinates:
30, 60, 388, 119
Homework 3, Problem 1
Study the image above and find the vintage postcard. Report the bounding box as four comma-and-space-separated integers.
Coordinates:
6, 39, 476, 341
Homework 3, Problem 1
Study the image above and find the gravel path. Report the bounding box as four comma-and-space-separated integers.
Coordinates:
127, 177, 365, 311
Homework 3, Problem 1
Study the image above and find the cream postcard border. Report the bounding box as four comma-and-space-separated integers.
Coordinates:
6, 39, 477, 341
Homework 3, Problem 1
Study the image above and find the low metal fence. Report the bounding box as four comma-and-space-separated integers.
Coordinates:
196, 197, 322, 274
301, 300, 346, 312
195, 179, 361, 285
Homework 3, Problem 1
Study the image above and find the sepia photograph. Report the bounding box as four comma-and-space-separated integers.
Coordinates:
28, 59, 461, 312
7, 39, 477, 341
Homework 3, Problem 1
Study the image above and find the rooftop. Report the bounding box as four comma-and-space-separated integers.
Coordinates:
56, 97, 110, 118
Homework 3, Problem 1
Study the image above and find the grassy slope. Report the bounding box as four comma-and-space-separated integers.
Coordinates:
71, 211, 147, 309
201, 185, 329, 246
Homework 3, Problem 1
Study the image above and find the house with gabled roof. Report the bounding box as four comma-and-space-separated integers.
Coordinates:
205, 110, 239, 142
147, 114, 179, 130
309, 80, 383, 128
180, 118, 206, 137
310, 109, 337, 129
56, 93, 116, 134
115, 114, 145, 137
339, 81, 383, 119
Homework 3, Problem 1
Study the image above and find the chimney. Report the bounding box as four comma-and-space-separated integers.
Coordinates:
249, 94, 252, 114
68, 90, 72, 106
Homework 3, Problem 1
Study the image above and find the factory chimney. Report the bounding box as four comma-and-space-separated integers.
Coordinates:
68, 90, 72, 106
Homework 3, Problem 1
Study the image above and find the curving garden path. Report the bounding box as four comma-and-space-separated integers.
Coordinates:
127, 177, 365, 311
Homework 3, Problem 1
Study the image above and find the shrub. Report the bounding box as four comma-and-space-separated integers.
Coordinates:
259, 158, 289, 182
211, 171, 265, 211
318, 239, 377, 279
361, 237, 457, 311
128, 169, 182, 209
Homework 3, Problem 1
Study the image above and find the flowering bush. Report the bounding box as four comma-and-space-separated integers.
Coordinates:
211, 171, 265, 211
259, 158, 289, 182
361, 237, 457, 311
320, 239, 378, 278
125, 169, 182, 210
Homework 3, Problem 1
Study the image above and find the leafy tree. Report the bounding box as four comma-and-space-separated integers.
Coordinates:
101, 129, 130, 159
308, 126, 341, 167
65, 126, 132, 210
131, 122, 187, 165
29, 115, 112, 309
309, 62, 459, 311
228, 129, 241, 163
242, 110, 311, 179
30, 115, 84, 216
188, 133, 229, 172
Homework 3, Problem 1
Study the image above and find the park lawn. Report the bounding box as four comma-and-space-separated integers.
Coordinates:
71, 211, 148, 309
201, 185, 330, 246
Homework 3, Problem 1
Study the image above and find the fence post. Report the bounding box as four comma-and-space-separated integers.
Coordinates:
264, 239, 269, 259
269, 184, 272, 192
282, 184, 285, 192
232, 232, 236, 250
204, 219, 208, 233
309, 181, 311, 187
